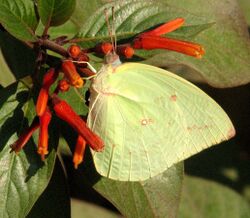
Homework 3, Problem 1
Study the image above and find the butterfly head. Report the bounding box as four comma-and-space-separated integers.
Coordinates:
104, 52, 121, 67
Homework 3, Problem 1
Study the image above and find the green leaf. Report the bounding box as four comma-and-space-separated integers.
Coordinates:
179, 175, 250, 218
0, 31, 36, 80
75, 0, 174, 47
0, 48, 16, 87
36, 20, 78, 40
38, 0, 76, 27
167, 23, 215, 39
0, 0, 38, 41
74, 0, 250, 88
70, 0, 104, 30
80, 157, 183, 218
0, 81, 57, 217
27, 159, 70, 218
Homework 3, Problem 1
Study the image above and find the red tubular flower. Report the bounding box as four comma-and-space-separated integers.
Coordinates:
141, 18, 185, 36
133, 18, 205, 58
36, 88, 49, 116
36, 68, 58, 116
42, 68, 59, 89
116, 45, 134, 58
133, 36, 205, 58
73, 135, 86, 169
61, 60, 84, 88
51, 95, 104, 151
10, 117, 39, 153
37, 107, 52, 160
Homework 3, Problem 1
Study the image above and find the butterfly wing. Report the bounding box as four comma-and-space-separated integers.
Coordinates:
87, 63, 235, 181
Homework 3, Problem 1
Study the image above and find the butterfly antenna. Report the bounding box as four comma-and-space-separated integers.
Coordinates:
112, 7, 117, 52
104, 8, 115, 54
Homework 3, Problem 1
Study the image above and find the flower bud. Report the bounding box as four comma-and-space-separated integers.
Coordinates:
116, 45, 134, 58
92, 42, 113, 55
68, 45, 81, 59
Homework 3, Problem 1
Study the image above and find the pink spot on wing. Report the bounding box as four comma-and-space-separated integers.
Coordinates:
141, 118, 154, 126
170, 94, 177, 101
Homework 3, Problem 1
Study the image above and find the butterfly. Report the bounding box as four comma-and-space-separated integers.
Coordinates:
86, 51, 235, 181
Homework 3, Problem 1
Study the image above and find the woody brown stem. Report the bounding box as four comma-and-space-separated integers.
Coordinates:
37, 39, 68, 57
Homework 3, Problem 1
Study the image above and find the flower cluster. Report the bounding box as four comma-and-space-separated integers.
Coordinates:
10, 18, 204, 169
11, 45, 104, 168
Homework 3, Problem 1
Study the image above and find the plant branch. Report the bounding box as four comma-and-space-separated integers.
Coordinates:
37, 39, 68, 57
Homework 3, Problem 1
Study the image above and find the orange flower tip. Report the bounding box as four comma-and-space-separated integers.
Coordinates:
188, 45, 205, 58
73, 77, 84, 88
195, 46, 205, 58
37, 148, 48, 161
68, 45, 81, 59
73, 135, 86, 169
36, 88, 49, 116
61, 60, 82, 87
73, 156, 83, 169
